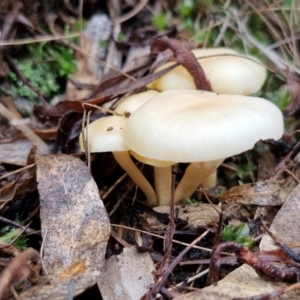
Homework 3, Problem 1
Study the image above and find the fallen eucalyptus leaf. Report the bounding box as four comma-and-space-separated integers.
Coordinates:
21, 154, 110, 299
219, 178, 297, 206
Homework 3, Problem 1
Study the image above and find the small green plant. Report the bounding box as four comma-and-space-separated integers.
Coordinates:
0, 226, 29, 251
265, 87, 291, 110
222, 223, 254, 248
227, 157, 257, 185
185, 197, 202, 204
151, 13, 170, 31
177, 0, 194, 18
8, 42, 75, 102
118, 32, 126, 43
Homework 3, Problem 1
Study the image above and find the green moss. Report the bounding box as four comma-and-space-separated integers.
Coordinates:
8, 42, 75, 102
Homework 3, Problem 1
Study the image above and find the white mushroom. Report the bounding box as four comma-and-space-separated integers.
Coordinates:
79, 115, 157, 205
148, 48, 266, 95
114, 90, 159, 117
114, 90, 174, 205
123, 90, 284, 205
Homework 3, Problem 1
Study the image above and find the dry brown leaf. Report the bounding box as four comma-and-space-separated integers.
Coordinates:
0, 163, 36, 204
260, 183, 300, 252
174, 264, 292, 300
219, 178, 297, 206
21, 154, 110, 299
144, 204, 219, 231
98, 246, 155, 300
0, 140, 35, 166
178, 186, 300, 300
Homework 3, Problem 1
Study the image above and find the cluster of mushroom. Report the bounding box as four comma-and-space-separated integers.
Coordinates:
79, 47, 284, 207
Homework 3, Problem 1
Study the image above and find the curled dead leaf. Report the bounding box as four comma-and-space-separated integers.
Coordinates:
219, 178, 297, 206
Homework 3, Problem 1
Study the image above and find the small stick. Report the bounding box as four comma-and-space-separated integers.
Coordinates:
145, 229, 211, 299
102, 172, 128, 200
111, 224, 213, 253
0, 217, 35, 234
0, 2, 23, 41
0, 164, 35, 181
0, 222, 32, 250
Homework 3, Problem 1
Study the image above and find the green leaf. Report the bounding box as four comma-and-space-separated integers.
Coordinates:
222, 223, 254, 248
151, 13, 170, 31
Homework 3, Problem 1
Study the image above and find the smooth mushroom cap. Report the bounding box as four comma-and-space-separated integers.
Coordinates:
123, 90, 284, 163
79, 115, 129, 152
148, 48, 266, 95
114, 90, 159, 117
192, 48, 266, 95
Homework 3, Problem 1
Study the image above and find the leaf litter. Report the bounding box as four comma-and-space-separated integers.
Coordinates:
0, 0, 300, 299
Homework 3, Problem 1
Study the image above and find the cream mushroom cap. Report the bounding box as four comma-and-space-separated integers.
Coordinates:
148, 48, 266, 95
114, 90, 159, 117
123, 90, 284, 163
79, 115, 129, 152
192, 48, 266, 95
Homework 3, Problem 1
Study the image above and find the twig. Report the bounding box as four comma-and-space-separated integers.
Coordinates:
0, 222, 32, 250
116, 0, 148, 23
0, 2, 23, 41
9, 285, 21, 300
111, 224, 213, 253
0, 217, 35, 235
285, 169, 300, 183
176, 268, 209, 287
102, 172, 128, 200
0, 164, 35, 181
0, 33, 80, 46
144, 229, 211, 299
110, 230, 132, 248
109, 182, 135, 217
163, 174, 176, 255
81, 110, 92, 172
40, 228, 49, 277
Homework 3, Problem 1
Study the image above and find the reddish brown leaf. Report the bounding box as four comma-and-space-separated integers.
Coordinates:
150, 36, 211, 91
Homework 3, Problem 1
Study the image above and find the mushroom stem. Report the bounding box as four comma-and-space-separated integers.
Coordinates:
113, 151, 158, 206
174, 160, 223, 204
154, 166, 172, 206
202, 171, 217, 189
